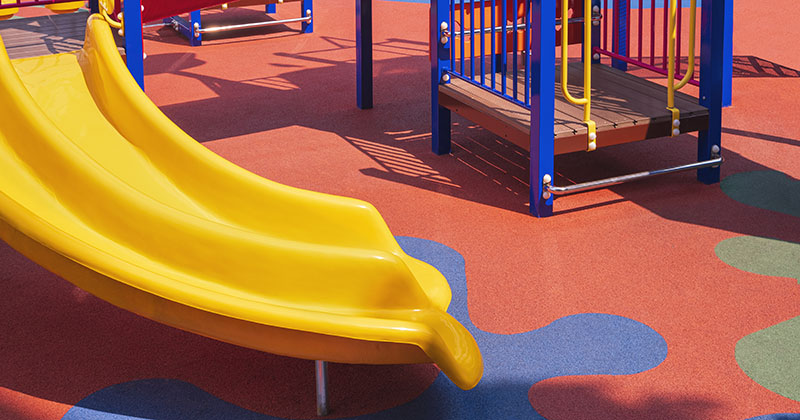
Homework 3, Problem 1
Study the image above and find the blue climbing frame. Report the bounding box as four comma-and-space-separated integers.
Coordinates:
430, 0, 731, 217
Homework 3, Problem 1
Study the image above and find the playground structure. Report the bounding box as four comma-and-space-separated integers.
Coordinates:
0, 13, 483, 416
163, 0, 313, 47
430, 0, 730, 217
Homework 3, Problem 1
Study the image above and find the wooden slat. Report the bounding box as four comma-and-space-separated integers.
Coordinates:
0, 11, 88, 59
438, 62, 709, 155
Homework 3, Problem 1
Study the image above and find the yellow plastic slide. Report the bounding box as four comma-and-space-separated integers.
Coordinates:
0, 15, 482, 389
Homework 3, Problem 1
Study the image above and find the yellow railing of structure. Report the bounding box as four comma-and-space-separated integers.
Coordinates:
99, 0, 123, 32
666, 0, 697, 137
560, 0, 597, 151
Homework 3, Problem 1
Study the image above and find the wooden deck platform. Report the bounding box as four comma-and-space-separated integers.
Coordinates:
439, 62, 709, 155
0, 10, 89, 60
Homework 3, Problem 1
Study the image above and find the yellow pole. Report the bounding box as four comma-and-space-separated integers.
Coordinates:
666, 0, 697, 137
560, 0, 597, 151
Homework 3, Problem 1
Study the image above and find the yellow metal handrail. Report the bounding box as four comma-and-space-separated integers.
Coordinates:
560, 0, 597, 151
666, 0, 697, 137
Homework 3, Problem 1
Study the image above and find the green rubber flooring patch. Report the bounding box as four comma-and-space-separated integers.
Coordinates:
721, 170, 800, 217
737, 316, 800, 402
715, 236, 800, 281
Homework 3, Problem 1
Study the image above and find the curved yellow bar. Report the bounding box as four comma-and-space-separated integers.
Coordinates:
560, 0, 597, 151
0, 15, 482, 390
666, 0, 697, 137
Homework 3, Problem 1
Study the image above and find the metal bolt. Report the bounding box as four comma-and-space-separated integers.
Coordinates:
592, 53, 600, 61
711, 145, 720, 154
543, 191, 552, 200
543, 174, 552, 184
441, 73, 450, 83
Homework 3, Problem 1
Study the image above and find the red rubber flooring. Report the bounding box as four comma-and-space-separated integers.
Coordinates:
1, 1, 799, 419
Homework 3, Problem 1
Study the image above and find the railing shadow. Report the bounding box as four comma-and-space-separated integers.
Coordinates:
146, 31, 797, 242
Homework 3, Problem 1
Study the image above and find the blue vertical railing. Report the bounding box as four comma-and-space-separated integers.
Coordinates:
444, 0, 541, 108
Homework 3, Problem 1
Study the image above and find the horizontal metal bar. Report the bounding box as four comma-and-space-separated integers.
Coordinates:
546, 155, 722, 195
451, 15, 601, 38
196, 15, 311, 34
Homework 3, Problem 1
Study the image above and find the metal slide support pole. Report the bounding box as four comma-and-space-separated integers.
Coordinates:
301, 0, 312, 33
431, 0, 451, 155
356, 0, 373, 109
697, 0, 725, 184
611, 0, 628, 70
529, 0, 556, 217
315, 360, 329, 416
124, 0, 144, 90
190, 10, 202, 46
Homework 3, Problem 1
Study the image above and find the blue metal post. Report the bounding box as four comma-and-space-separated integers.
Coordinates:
189, 10, 203, 46
697, 0, 725, 184
529, 0, 556, 217
89, 0, 98, 14
124, 0, 144, 90
301, 0, 313, 33
611, 0, 628, 70
722, 0, 733, 107
431, 0, 452, 155
266, 3, 276, 13
356, 0, 373, 109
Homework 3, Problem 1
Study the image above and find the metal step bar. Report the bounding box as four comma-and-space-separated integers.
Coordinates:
193, 14, 312, 37
543, 149, 722, 197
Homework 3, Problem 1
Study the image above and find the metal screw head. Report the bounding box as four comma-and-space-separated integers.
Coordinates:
306, 9, 311, 15
673, 119, 681, 128
672, 128, 681, 136
592, 5, 600, 13
440, 35, 448, 45
542, 174, 552, 184
711, 145, 720, 154
592, 53, 600, 61
543, 191, 552, 200
441, 73, 450, 83
440, 22, 448, 31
